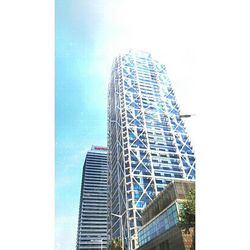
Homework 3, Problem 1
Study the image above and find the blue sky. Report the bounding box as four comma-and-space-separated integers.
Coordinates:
55, 1, 199, 250
55, 1, 114, 249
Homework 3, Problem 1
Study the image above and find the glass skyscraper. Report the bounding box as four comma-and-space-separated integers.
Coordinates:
107, 50, 195, 250
76, 146, 108, 250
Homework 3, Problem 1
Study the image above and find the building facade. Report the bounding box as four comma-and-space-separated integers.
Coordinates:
138, 180, 195, 250
107, 50, 196, 250
76, 146, 108, 250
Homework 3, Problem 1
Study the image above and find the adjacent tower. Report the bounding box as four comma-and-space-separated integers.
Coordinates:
76, 146, 108, 250
107, 50, 195, 250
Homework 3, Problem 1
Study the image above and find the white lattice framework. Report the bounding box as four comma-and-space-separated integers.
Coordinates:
107, 50, 196, 250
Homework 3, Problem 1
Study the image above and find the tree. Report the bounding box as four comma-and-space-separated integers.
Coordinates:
179, 187, 195, 232
179, 187, 195, 249
108, 238, 122, 250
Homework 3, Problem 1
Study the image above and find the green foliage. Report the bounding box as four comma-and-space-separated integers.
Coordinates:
108, 238, 122, 250
179, 188, 195, 233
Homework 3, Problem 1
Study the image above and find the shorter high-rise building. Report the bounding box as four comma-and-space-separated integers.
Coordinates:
137, 180, 195, 250
76, 146, 108, 250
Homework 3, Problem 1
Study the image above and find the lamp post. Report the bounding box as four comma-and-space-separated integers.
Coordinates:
111, 211, 126, 249
100, 238, 103, 250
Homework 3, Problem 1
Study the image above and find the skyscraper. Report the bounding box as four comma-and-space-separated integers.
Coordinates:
107, 50, 195, 250
76, 146, 108, 250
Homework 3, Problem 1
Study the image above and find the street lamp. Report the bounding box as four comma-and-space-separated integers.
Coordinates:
111, 211, 126, 249
180, 114, 196, 118
91, 238, 103, 250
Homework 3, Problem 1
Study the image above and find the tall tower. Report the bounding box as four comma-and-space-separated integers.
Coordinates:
76, 146, 108, 250
107, 50, 195, 250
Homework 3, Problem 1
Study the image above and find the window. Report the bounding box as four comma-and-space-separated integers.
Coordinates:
138, 203, 179, 247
